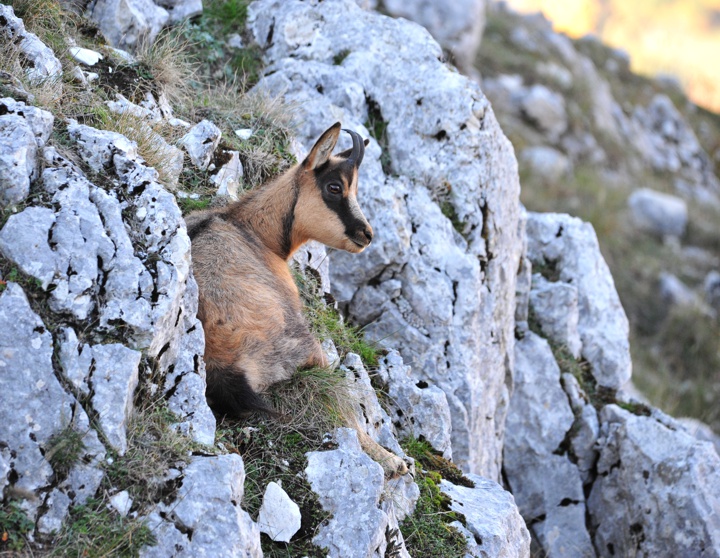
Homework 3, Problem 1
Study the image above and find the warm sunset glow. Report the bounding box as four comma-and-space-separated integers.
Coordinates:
504, 0, 720, 113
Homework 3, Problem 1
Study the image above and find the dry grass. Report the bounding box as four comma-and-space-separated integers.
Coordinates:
136, 25, 198, 107
89, 106, 185, 188
182, 81, 297, 188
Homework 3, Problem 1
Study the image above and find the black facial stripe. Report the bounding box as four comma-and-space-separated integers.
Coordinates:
321, 193, 366, 237
314, 162, 355, 195
280, 177, 300, 259
188, 217, 213, 239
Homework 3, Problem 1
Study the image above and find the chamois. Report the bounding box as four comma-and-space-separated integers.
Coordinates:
186, 123, 408, 477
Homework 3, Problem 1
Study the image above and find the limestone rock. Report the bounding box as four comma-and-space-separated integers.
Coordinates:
69, 46, 104, 66
180, 120, 222, 170
257, 482, 301, 543
0, 116, 38, 206
705, 270, 720, 313
376, 350, 453, 460
520, 145, 571, 183
86, 0, 169, 50
503, 331, 595, 557
628, 188, 688, 238
382, 0, 486, 73
526, 212, 631, 389
306, 428, 402, 558
631, 95, 720, 205
0, 99, 53, 206
0, 5, 62, 81
89, 344, 141, 455
0, 283, 71, 513
529, 273, 582, 357
440, 474, 531, 558
518, 84, 567, 142
154, 0, 202, 23
109, 490, 133, 516
142, 455, 262, 558
211, 150, 243, 200
658, 272, 698, 308
561, 373, 599, 484
250, 0, 523, 478
0, 283, 104, 529
163, 274, 216, 446
588, 405, 720, 558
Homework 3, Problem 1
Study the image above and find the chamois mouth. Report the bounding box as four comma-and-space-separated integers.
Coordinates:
350, 238, 368, 248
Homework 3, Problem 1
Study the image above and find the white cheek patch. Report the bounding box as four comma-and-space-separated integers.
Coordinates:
348, 196, 367, 224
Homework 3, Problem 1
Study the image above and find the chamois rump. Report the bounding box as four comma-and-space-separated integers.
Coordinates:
186, 122, 408, 477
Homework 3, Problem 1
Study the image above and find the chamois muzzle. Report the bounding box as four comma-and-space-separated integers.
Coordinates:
343, 128, 365, 168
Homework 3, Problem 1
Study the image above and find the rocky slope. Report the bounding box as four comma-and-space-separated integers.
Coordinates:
0, 0, 719, 557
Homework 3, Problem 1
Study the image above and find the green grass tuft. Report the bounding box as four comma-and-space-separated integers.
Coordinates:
400, 438, 468, 557
50, 498, 155, 557
0, 501, 34, 552
45, 425, 86, 479
295, 267, 380, 367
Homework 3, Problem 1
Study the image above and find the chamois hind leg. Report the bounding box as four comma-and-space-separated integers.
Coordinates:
350, 417, 409, 478
302, 338, 330, 369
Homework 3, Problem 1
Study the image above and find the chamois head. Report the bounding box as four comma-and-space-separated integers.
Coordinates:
293, 122, 373, 254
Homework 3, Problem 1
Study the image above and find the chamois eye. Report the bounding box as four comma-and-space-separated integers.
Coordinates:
327, 183, 342, 195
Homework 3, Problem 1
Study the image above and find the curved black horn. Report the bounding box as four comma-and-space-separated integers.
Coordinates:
342, 128, 365, 168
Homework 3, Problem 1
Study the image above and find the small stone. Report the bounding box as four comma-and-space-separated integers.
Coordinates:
234, 128, 253, 140
109, 490, 133, 516
210, 150, 243, 200
257, 482, 301, 543
227, 33, 244, 49
180, 120, 222, 170
628, 188, 688, 238
69, 46, 104, 66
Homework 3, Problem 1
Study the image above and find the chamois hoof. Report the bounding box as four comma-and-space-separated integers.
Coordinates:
381, 454, 410, 479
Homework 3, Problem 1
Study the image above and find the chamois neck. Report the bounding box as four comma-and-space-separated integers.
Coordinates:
224, 169, 307, 260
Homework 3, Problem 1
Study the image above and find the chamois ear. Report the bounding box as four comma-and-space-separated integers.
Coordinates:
336, 138, 370, 159
303, 122, 342, 170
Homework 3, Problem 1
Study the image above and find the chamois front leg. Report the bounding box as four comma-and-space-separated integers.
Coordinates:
355, 427, 409, 479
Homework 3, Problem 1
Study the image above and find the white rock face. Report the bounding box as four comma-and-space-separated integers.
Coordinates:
180, 119, 222, 170
376, 350, 453, 460
382, 0, 486, 73
0, 5, 63, 81
86, 0, 170, 50
588, 405, 720, 558
440, 474, 531, 558
0, 284, 105, 526
520, 145, 571, 183
529, 273, 582, 357
526, 212, 631, 389
153, 0, 202, 23
142, 455, 262, 558
305, 428, 399, 558
250, 0, 523, 478
503, 331, 595, 558
0, 116, 38, 206
628, 187, 688, 238
89, 344, 141, 455
257, 482, 301, 543
0, 99, 53, 206
519, 84, 568, 142
631, 94, 720, 205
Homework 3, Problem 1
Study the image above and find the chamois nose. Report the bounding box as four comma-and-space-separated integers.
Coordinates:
363, 226, 373, 243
